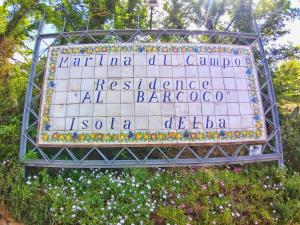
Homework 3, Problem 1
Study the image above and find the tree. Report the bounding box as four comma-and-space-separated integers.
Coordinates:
273, 59, 300, 104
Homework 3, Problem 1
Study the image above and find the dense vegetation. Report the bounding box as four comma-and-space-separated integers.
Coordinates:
0, 0, 300, 224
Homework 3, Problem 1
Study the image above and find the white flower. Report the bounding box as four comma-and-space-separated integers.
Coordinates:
71, 214, 76, 218
26, 181, 31, 185
219, 205, 223, 210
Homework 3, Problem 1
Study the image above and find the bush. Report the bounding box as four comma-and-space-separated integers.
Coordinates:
0, 161, 300, 225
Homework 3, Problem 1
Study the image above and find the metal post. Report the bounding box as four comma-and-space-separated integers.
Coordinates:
252, 15, 284, 167
19, 18, 45, 161
149, 7, 153, 29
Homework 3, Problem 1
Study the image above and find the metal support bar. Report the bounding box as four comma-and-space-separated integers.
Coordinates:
39, 29, 259, 41
19, 18, 44, 160
252, 16, 284, 167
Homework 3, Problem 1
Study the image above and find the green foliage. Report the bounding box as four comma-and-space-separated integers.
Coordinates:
274, 59, 300, 104
0, 162, 300, 225
280, 111, 300, 172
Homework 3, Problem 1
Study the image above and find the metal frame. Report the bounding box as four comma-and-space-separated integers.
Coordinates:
19, 15, 283, 168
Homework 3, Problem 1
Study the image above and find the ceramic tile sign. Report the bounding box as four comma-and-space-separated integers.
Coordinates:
37, 43, 267, 147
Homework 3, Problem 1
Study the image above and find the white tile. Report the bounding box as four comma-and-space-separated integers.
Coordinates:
216, 116, 229, 129
202, 90, 214, 102
94, 90, 106, 104
55, 79, 68, 92
68, 79, 81, 91
175, 116, 189, 130
121, 104, 134, 117
134, 54, 147, 65
148, 103, 161, 115
121, 117, 134, 130
197, 55, 208, 66
185, 54, 197, 66
185, 66, 198, 77
80, 91, 93, 104
94, 67, 107, 79
199, 78, 212, 89
228, 116, 241, 129
148, 116, 162, 130
162, 103, 175, 116
224, 78, 236, 89
81, 79, 94, 90
202, 115, 216, 129
54, 92, 67, 104
175, 103, 188, 116
83, 55, 95, 67
135, 90, 147, 103
93, 117, 106, 131
121, 78, 133, 91
172, 66, 185, 77
162, 116, 176, 129
82, 67, 94, 79
222, 67, 234, 78
239, 103, 252, 115
159, 54, 171, 65
159, 66, 172, 77
188, 103, 202, 115
95, 78, 107, 91
147, 54, 158, 66
66, 104, 80, 117
148, 90, 160, 103
198, 66, 210, 77
79, 104, 93, 116
212, 78, 224, 89
214, 103, 227, 115
135, 103, 148, 116
78, 117, 93, 130
172, 54, 185, 66
160, 78, 173, 90
134, 78, 147, 90
232, 56, 244, 67
121, 91, 134, 103
234, 67, 246, 78
121, 66, 133, 77
240, 115, 253, 128
106, 104, 121, 117
121, 54, 133, 66
51, 117, 65, 131
202, 102, 215, 115
237, 90, 249, 102
108, 54, 121, 66
65, 117, 78, 131
189, 116, 203, 130
134, 66, 147, 77
107, 78, 121, 90
67, 92, 80, 104
55, 67, 70, 79
135, 117, 148, 130
175, 90, 188, 102
210, 66, 222, 77
236, 78, 248, 90
107, 91, 121, 103
147, 66, 159, 77
107, 66, 121, 78
147, 78, 160, 90
106, 117, 120, 131
225, 90, 238, 102
56, 55, 70, 68
95, 54, 108, 66
227, 103, 240, 115
187, 78, 200, 89
71, 55, 83, 67
174, 79, 186, 90
93, 104, 106, 116
52, 104, 66, 117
